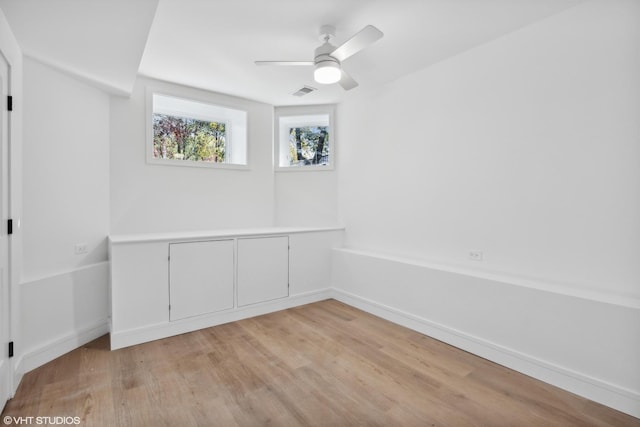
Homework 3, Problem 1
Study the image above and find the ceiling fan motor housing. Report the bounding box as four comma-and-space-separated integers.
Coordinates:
314, 42, 339, 66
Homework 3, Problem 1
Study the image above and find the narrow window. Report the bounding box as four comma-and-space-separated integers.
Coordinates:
275, 106, 335, 171
148, 92, 248, 168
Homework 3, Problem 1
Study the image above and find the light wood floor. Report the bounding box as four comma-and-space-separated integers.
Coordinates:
2, 300, 638, 426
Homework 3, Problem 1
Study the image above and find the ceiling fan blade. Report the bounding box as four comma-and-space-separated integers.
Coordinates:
330, 25, 383, 62
339, 70, 359, 91
255, 61, 314, 66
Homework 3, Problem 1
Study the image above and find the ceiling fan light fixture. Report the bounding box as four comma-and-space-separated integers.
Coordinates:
314, 60, 341, 84
256, 24, 383, 91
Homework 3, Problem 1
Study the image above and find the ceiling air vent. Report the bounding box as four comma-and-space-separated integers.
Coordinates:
292, 86, 317, 97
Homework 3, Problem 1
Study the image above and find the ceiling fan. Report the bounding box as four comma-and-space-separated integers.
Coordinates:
255, 24, 384, 91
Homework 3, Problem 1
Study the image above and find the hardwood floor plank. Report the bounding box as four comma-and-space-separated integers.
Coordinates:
2, 300, 638, 426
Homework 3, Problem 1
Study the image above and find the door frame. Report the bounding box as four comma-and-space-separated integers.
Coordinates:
0, 10, 23, 409
0, 49, 11, 411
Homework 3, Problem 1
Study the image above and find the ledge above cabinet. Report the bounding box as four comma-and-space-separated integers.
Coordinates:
108, 225, 345, 245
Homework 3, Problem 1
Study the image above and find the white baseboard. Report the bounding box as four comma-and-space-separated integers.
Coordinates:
17, 320, 109, 375
17, 262, 110, 377
11, 368, 23, 397
110, 289, 332, 350
331, 288, 640, 419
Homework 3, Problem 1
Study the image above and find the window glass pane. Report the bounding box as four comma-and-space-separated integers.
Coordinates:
153, 113, 227, 163
288, 126, 329, 166
149, 92, 247, 167
275, 109, 334, 170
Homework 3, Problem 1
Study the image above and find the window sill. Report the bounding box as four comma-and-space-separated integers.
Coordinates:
147, 158, 250, 170
275, 164, 334, 172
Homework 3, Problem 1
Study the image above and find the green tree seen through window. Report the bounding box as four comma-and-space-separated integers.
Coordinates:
153, 113, 226, 163
288, 126, 329, 166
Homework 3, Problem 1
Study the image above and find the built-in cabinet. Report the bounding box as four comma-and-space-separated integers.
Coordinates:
109, 227, 343, 350
169, 239, 235, 321
168, 236, 290, 321
237, 236, 289, 307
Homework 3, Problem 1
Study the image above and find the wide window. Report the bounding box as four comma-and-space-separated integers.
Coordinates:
275, 105, 335, 171
147, 92, 248, 168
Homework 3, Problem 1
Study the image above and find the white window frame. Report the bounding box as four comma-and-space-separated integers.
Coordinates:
146, 87, 249, 170
274, 105, 335, 172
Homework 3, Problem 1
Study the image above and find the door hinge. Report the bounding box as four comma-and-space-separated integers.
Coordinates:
7, 96, 13, 112
7, 219, 13, 235
8, 341, 14, 358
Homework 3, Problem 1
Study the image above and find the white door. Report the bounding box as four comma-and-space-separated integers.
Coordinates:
237, 236, 289, 307
0, 52, 12, 410
169, 240, 235, 321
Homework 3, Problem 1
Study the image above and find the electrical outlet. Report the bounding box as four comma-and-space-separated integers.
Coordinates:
75, 243, 88, 255
469, 250, 483, 261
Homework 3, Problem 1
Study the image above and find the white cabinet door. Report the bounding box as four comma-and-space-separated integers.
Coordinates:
237, 236, 289, 306
169, 240, 234, 321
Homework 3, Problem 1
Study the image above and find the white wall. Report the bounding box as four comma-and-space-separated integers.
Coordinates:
338, 0, 640, 300
275, 171, 339, 227
23, 58, 110, 281
20, 57, 110, 372
19, 263, 108, 373
110, 77, 276, 235
335, 0, 640, 416
273, 105, 339, 227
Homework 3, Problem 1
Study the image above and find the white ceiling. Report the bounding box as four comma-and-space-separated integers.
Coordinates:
0, 0, 585, 105
0, 0, 158, 95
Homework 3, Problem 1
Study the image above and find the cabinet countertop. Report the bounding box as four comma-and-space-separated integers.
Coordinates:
109, 226, 345, 245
